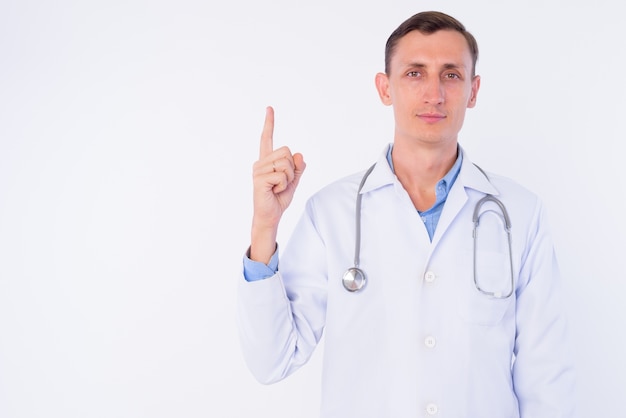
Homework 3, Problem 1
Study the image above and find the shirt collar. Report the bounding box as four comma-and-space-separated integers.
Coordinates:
385, 143, 463, 195
359, 144, 498, 196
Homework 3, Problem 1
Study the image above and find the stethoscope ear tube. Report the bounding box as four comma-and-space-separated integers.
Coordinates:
472, 194, 514, 299
472, 195, 512, 230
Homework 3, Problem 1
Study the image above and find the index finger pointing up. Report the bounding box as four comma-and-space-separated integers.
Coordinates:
259, 106, 274, 158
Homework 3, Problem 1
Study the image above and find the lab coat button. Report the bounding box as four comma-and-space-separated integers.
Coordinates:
426, 403, 439, 415
424, 271, 436, 283
424, 336, 437, 348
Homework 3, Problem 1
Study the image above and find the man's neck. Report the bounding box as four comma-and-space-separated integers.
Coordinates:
391, 140, 458, 211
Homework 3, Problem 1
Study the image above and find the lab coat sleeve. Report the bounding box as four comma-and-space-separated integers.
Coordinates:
237, 199, 327, 384
512, 200, 577, 417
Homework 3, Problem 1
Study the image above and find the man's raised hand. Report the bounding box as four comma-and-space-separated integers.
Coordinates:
250, 106, 306, 263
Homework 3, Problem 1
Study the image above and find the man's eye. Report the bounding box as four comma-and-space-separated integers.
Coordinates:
407, 71, 420, 77
445, 73, 461, 79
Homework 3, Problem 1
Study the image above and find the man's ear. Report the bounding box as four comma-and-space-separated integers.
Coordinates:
467, 75, 481, 108
375, 72, 392, 106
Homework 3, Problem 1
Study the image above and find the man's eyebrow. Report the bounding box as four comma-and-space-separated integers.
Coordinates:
442, 63, 466, 70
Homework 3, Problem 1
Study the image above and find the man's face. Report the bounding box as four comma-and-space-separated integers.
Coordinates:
376, 29, 480, 146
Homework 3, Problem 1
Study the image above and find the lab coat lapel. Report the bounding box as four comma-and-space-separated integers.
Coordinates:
430, 148, 498, 248
430, 180, 467, 247
359, 145, 396, 195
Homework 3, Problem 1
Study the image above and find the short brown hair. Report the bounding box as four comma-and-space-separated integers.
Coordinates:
384, 11, 479, 76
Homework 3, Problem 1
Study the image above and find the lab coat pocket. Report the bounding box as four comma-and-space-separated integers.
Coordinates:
457, 249, 514, 326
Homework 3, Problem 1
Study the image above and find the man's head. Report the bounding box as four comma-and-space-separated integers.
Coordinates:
384, 11, 479, 76
375, 11, 481, 147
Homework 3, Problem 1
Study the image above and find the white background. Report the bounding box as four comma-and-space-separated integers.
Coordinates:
1, 0, 624, 417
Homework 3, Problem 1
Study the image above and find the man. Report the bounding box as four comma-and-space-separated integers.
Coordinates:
238, 11, 576, 417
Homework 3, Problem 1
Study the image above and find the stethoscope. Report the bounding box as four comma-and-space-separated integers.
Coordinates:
342, 163, 515, 299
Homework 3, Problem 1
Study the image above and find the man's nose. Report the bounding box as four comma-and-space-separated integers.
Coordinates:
423, 79, 444, 104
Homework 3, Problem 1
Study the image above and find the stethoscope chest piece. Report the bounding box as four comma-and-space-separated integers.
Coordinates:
342, 267, 366, 292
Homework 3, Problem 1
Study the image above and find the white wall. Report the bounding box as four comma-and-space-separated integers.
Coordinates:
0, 0, 623, 417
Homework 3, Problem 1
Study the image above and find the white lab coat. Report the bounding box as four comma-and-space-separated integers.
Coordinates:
238, 145, 576, 418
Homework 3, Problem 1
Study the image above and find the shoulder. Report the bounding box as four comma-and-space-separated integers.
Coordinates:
482, 170, 539, 202
460, 147, 539, 204
462, 155, 546, 226
474, 169, 552, 238
307, 169, 368, 206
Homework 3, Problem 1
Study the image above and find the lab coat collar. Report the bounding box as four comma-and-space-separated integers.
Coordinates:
357, 144, 396, 195
358, 144, 499, 197
457, 147, 500, 196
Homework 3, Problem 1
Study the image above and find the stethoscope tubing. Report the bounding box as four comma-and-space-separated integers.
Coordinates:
342, 163, 376, 292
343, 162, 515, 298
